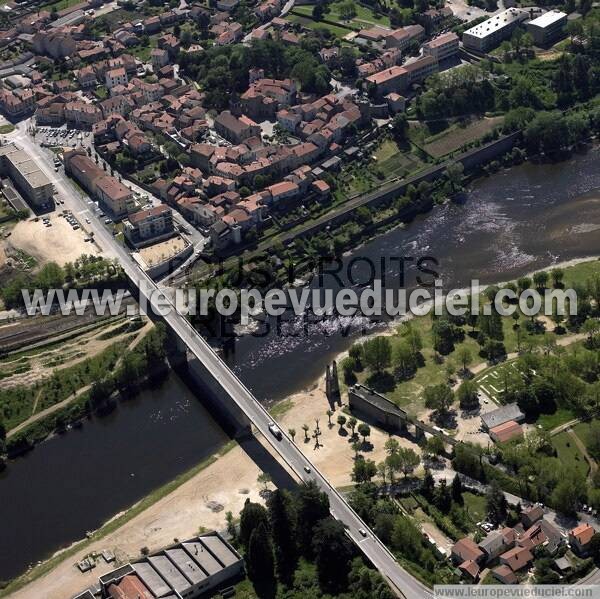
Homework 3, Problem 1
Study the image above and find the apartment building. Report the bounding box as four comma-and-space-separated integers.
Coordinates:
214, 111, 261, 143
462, 8, 527, 53
423, 32, 459, 61
366, 56, 438, 97
124, 205, 174, 247
105, 67, 129, 92
64, 150, 133, 217
526, 10, 567, 46
0, 144, 54, 208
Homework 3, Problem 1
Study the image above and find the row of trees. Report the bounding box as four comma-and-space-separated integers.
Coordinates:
234, 482, 394, 597
1, 256, 125, 309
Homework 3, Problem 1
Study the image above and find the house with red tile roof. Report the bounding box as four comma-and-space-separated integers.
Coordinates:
492, 564, 517, 585
499, 546, 533, 571
569, 523, 595, 556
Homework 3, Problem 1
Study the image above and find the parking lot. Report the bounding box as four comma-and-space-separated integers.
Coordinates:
34, 126, 90, 149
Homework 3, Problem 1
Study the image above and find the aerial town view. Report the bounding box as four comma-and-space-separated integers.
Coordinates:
0, 0, 599, 595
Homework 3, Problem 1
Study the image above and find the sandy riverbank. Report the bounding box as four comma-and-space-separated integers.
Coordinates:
5, 366, 420, 599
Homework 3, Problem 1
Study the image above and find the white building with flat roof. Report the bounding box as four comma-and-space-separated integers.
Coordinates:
462, 8, 527, 53
0, 143, 54, 208
526, 10, 567, 46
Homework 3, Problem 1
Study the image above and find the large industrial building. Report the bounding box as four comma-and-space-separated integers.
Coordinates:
75, 532, 244, 599
0, 143, 54, 208
526, 10, 567, 46
462, 8, 527, 53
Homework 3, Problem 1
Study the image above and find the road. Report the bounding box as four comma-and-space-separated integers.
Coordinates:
9, 125, 432, 599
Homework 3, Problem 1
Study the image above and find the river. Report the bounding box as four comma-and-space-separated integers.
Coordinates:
1, 149, 600, 583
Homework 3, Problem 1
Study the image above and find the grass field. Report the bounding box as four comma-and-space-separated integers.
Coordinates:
552, 431, 590, 478
420, 117, 504, 159
42, 0, 82, 11
293, 1, 390, 28
286, 13, 354, 38
463, 491, 487, 523
537, 408, 576, 431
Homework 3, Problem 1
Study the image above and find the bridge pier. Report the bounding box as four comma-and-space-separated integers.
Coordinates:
325, 361, 341, 406
165, 326, 252, 438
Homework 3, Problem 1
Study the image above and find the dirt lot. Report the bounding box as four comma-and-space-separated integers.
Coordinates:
8, 215, 98, 266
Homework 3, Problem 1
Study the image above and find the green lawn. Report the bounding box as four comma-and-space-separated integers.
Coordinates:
537, 408, 576, 431
0, 124, 15, 134
42, 0, 82, 11
463, 492, 487, 523
552, 431, 589, 479
286, 13, 354, 38
293, 1, 390, 28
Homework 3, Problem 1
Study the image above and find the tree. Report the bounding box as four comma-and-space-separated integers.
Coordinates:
326, 409, 333, 427
257, 472, 272, 490
302, 423, 310, 441
433, 479, 452, 513
357, 422, 371, 443
391, 114, 408, 142
247, 522, 276, 594
533, 271, 549, 289
313, 519, 353, 593
431, 318, 456, 355
297, 481, 330, 557
398, 447, 420, 478
348, 416, 358, 437
267, 489, 298, 584
288, 428, 296, 442
384, 437, 400, 456
362, 337, 392, 372
239, 499, 269, 548
486, 482, 508, 525
424, 384, 454, 417
421, 470, 435, 501
352, 454, 378, 483
551, 470, 585, 517
337, 414, 347, 431
451, 473, 463, 505
456, 346, 472, 374
457, 380, 480, 411
393, 341, 417, 380
550, 268, 564, 288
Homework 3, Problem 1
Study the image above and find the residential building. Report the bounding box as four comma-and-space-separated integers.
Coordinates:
124, 205, 175, 247
481, 403, 525, 431
499, 546, 533, 571
569, 523, 595, 556
521, 504, 544, 528
64, 150, 133, 217
479, 530, 510, 562
0, 143, 54, 208
462, 8, 527, 53
214, 111, 261, 144
489, 420, 523, 443
64, 101, 102, 128
526, 10, 567, 46
492, 565, 517, 584
105, 67, 129, 92
355, 25, 391, 50
423, 32, 459, 61
366, 56, 438, 97
451, 538, 485, 565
